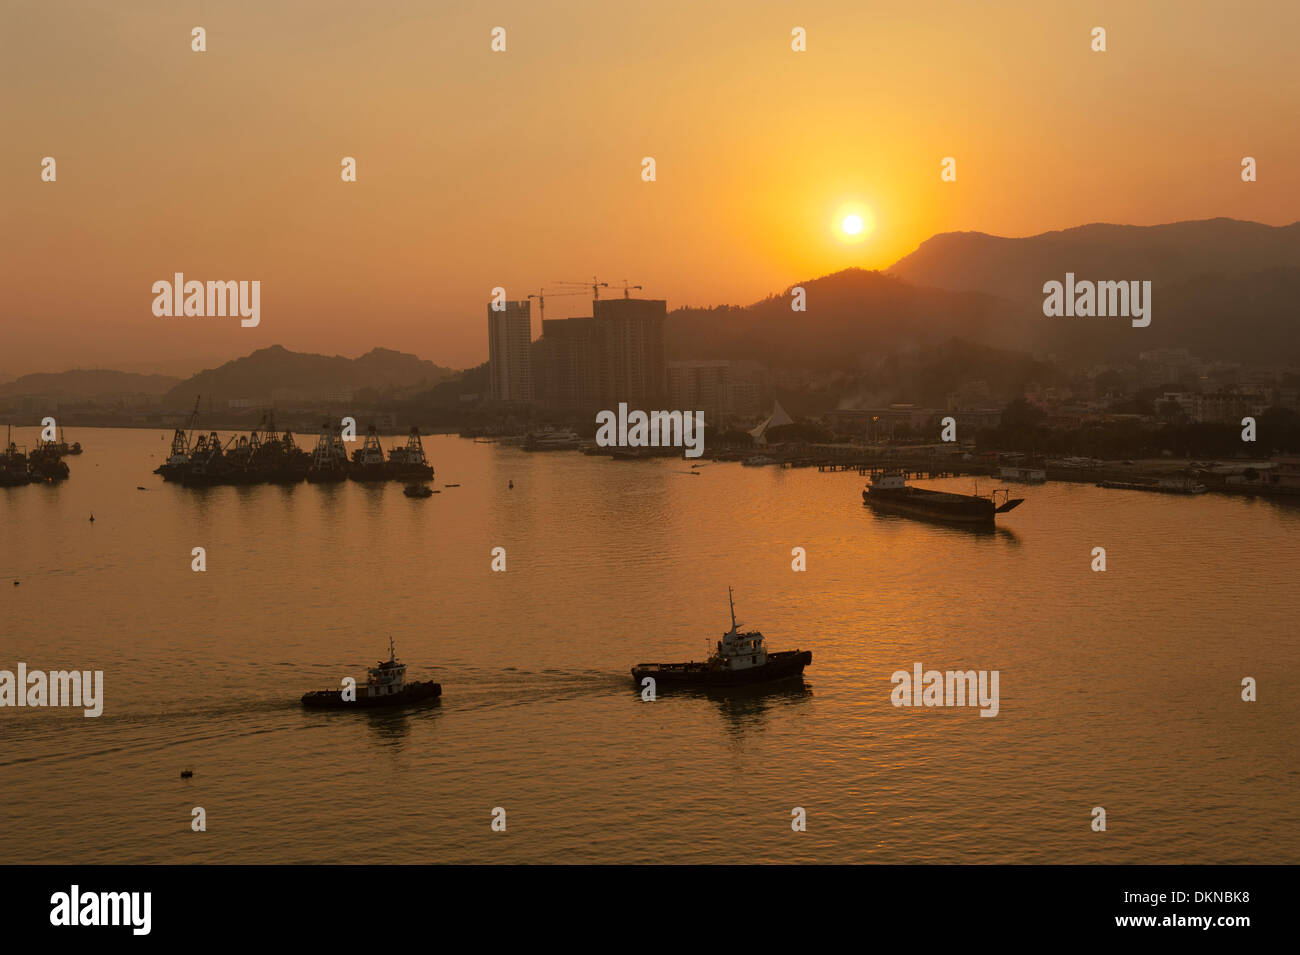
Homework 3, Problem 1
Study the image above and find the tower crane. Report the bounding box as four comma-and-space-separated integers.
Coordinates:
551, 277, 610, 301
527, 288, 590, 321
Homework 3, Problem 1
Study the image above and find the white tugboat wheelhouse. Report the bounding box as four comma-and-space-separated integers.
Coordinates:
366, 637, 407, 697
714, 587, 768, 671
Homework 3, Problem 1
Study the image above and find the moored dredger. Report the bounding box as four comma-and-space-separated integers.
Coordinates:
1, 427, 31, 487
349, 424, 388, 481
387, 427, 434, 480
631, 589, 811, 687
301, 638, 442, 709
156, 409, 312, 486
154, 410, 438, 488
307, 421, 350, 482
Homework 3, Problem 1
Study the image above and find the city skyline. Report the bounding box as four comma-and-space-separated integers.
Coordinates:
4, 0, 1299, 377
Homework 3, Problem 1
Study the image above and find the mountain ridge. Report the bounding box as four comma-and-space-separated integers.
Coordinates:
161, 345, 453, 405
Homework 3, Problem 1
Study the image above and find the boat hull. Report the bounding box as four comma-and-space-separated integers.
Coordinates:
300, 680, 442, 709
631, 650, 811, 687
1097, 480, 1207, 495
864, 487, 996, 524
305, 469, 348, 483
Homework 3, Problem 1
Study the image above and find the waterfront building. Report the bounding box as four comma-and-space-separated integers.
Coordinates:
534, 297, 666, 412
487, 299, 534, 403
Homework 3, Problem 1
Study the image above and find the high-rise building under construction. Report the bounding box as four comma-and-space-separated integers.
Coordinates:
486, 299, 534, 402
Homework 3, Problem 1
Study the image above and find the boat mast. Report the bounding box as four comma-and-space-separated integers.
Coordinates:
728, 586, 739, 631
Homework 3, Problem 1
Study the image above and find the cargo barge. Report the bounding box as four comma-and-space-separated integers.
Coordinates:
862, 469, 1023, 525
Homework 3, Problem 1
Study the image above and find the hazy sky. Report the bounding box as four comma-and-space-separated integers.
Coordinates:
3, 0, 1297, 377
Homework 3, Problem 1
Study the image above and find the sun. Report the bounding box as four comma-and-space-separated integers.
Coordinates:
832, 203, 874, 244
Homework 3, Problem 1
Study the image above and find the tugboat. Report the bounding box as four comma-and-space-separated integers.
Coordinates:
631, 589, 811, 687
862, 469, 1023, 526
301, 638, 441, 709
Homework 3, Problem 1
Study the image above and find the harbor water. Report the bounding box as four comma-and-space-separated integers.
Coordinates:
1, 428, 1297, 863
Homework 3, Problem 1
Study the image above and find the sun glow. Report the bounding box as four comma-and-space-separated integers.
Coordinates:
833, 202, 875, 244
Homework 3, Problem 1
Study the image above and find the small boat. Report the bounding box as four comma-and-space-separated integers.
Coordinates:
301, 638, 441, 709
50, 428, 83, 456
404, 484, 434, 498
1097, 477, 1207, 495
998, 465, 1046, 483
631, 589, 811, 688
523, 429, 582, 451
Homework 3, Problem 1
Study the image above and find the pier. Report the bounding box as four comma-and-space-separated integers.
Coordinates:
706, 443, 996, 479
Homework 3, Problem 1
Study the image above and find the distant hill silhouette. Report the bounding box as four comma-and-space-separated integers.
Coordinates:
1027, 265, 1300, 364
665, 219, 1299, 370
163, 345, 451, 405
0, 369, 180, 398
839, 338, 1056, 408
666, 269, 1027, 369
887, 218, 1300, 302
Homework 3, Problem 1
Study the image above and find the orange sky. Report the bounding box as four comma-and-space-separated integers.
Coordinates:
3, 0, 1297, 378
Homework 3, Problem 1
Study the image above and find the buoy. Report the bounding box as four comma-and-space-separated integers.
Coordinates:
12, 581, 18, 587
89, 514, 95, 523
508, 480, 514, 489
180, 769, 194, 779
